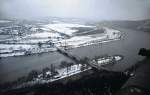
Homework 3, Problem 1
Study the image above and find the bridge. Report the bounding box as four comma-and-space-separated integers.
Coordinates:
56, 47, 110, 71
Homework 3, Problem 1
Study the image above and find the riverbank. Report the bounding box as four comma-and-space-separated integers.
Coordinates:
0, 55, 123, 91
1, 20, 150, 87
0, 23, 121, 58
1, 70, 129, 95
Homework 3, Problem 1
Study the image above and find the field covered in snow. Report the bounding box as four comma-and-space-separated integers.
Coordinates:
44, 23, 95, 36
0, 20, 12, 23
0, 20, 122, 58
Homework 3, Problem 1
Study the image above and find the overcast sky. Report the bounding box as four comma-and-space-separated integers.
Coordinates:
0, 0, 150, 20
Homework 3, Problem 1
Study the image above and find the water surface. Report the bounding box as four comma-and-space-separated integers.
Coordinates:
0, 27, 150, 83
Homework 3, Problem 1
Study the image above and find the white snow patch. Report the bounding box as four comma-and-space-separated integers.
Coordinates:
19, 39, 50, 43
44, 23, 95, 36
0, 20, 12, 23
0, 44, 34, 50
25, 32, 61, 38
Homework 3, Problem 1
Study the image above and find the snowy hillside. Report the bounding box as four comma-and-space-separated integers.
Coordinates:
0, 20, 122, 58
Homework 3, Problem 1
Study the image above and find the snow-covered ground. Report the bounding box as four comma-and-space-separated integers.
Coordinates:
0, 20, 12, 23
44, 23, 95, 36
25, 32, 61, 38
57, 27, 121, 48
0, 44, 56, 57
0, 22, 122, 58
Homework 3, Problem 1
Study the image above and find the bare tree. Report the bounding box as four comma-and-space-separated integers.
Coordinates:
38, 42, 42, 48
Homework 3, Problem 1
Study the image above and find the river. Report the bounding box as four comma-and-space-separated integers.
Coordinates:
0, 27, 150, 84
